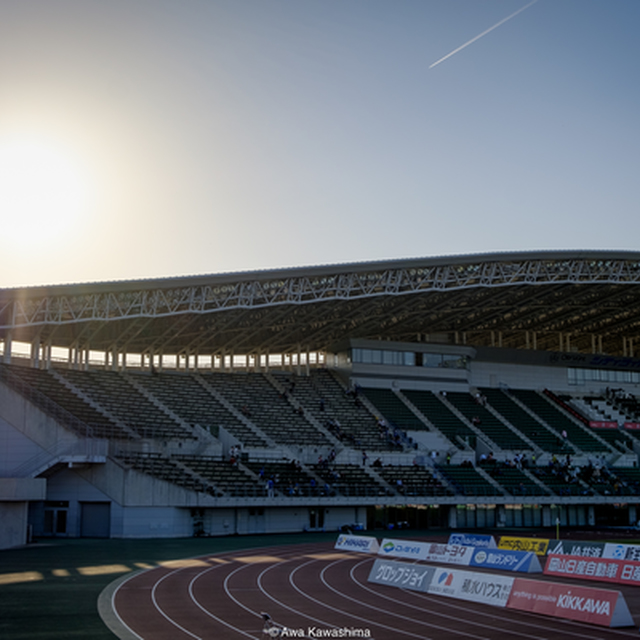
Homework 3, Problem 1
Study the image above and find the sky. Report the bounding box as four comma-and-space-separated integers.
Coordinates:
0, 0, 639, 288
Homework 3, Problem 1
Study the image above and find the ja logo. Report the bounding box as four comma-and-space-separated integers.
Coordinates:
612, 545, 625, 559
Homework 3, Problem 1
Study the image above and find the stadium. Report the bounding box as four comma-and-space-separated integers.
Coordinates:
3, 249, 640, 550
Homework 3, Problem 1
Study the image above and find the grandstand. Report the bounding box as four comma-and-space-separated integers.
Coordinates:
3, 250, 640, 548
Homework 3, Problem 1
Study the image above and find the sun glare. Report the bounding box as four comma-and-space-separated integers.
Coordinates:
0, 135, 92, 244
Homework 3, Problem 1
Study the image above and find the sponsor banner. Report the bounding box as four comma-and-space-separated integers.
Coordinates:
589, 421, 618, 429
546, 554, 640, 588
379, 538, 427, 560
367, 558, 435, 592
448, 533, 496, 548
603, 542, 640, 562
507, 577, 633, 628
428, 567, 514, 608
422, 543, 475, 566
470, 548, 541, 573
499, 536, 549, 556
378, 539, 473, 566
546, 539, 605, 558
624, 422, 640, 430
334, 534, 379, 554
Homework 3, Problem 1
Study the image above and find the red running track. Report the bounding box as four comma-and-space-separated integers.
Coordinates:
100, 541, 640, 640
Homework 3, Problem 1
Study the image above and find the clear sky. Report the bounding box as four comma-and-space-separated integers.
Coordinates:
1, 0, 638, 287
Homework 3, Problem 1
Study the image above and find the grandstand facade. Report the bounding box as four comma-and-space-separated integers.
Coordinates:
2, 250, 640, 549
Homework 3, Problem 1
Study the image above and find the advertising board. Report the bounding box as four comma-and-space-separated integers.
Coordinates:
378, 539, 474, 565
546, 539, 605, 558
602, 542, 640, 562
470, 548, 541, 573
545, 554, 640, 586
367, 558, 435, 592
334, 534, 379, 554
498, 536, 549, 555
427, 567, 514, 607
507, 577, 633, 627
447, 533, 496, 548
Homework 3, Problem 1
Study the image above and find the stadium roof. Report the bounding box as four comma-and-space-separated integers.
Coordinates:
2, 250, 640, 359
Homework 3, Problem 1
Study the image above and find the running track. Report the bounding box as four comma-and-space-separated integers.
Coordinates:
99, 541, 640, 640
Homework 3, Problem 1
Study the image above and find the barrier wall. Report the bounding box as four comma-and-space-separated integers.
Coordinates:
507, 577, 634, 627
448, 533, 496, 548
545, 554, 640, 587
335, 534, 379, 553
366, 558, 634, 628
498, 536, 549, 555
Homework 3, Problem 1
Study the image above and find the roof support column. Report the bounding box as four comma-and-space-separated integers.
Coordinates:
2, 330, 12, 364
264, 349, 269, 373
43, 339, 52, 369
68, 344, 77, 370
305, 347, 310, 376
220, 349, 226, 371
296, 345, 302, 376
30, 335, 41, 369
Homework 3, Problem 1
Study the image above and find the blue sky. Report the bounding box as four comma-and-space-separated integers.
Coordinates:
1, 0, 638, 287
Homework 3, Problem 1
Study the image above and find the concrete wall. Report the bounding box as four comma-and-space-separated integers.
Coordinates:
0, 502, 30, 549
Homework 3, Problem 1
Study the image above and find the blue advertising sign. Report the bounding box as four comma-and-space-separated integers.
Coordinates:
470, 548, 541, 573
448, 533, 497, 549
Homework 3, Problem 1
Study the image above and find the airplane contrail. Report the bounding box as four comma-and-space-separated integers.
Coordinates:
429, 0, 538, 69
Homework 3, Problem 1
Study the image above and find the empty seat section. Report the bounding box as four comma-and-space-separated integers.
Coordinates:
313, 463, 387, 497
202, 373, 332, 447
297, 371, 397, 451
117, 452, 207, 492
446, 392, 530, 451
480, 388, 560, 453
483, 464, 548, 497
376, 464, 449, 496
402, 390, 476, 448
176, 454, 258, 496
511, 389, 610, 453
360, 388, 424, 430
61, 369, 195, 440
134, 373, 268, 448
436, 464, 502, 497
1, 364, 127, 439
243, 459, 315, 496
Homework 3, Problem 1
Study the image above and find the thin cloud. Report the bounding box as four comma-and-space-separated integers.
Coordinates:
429, 0, 539, 69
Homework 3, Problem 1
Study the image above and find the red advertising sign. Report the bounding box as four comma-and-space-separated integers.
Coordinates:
589, 421, 618, 429
507, 577, 633, 627
624, 422, 640, 430
545, 554, 640, 586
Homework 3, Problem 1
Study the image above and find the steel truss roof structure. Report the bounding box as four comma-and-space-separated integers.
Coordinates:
2, 250, 640, 359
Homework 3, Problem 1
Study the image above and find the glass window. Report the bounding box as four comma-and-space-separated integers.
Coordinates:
442, 354, 466, 369
403, 351, 416, 366
382, 350, 395, 365
423, 353, 442, 368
